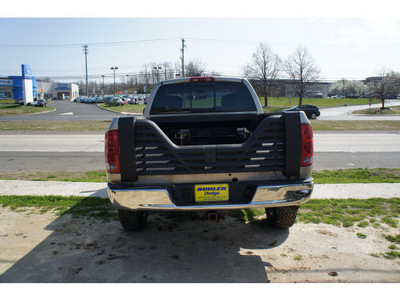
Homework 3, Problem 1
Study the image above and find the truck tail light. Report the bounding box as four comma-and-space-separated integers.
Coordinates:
301, 124, 313, 166
190, 77, 215, 82
105, 130, 120, 173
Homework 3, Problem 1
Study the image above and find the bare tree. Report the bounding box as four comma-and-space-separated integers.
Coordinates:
185, 59, 206, 77
370, 70, 399, 109
162, 62, 174, 80
285, 46, 320, 105
140, 64, 151, 86
243, 42, 281, 106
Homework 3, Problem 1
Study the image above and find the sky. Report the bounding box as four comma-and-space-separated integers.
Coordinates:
1, 1, 400, 84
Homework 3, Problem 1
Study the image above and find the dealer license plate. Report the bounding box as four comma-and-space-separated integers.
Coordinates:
195, 184, 229, 202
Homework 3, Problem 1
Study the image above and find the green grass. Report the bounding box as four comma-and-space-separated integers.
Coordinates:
228, 198, 400, 228
0, 120, 110, 131
261, 96, 381, 111
0, 195, 117, 220
3, 119, 396, 132
297, 198, 400, 228
382, 251, 400, 259
310, 120, 400, 131
0, 99, 15, 104
0, 170, 107, 182
293, 255, 303, 261
313, 168, 400, 184
0, 104, 54, 116
352, 106, 400, 115
385, 234, 400, 244
0, 195, 399, 250
357, 233, 367, 239
1, 168, 399, 186
381, 216, 398, 228
98, 103, 146, 114
371, 234, 400, 260
357, 221, 369, 228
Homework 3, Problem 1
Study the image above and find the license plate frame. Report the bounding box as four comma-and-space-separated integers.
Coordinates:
194, 184, 229, 202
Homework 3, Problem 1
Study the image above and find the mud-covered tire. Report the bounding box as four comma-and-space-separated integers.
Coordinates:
118, 209, 148, 231
266, 206, 299, 229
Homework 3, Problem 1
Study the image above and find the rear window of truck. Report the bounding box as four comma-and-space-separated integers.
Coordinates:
150, 81, 257, 115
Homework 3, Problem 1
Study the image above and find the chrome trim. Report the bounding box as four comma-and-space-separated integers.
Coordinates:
299, 111, 311, 125
107, 181, 313, 211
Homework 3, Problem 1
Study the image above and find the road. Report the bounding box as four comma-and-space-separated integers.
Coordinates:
318, 100, 400, 120
0, 98, 399, 121
0, 100, 399, 171
0, 100, 120, 121
0, 132, 399, 171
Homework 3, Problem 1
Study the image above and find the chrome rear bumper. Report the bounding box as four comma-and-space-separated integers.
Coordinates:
107, 181, 313, 211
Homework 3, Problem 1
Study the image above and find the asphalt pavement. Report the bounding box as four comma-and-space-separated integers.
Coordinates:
0, 100, 399, 199
318, 99, 400, 120
1, 132, 399, 171
1, 98, 400, 121
0, 100, 120, 121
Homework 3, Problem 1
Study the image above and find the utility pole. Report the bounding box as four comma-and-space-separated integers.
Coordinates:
180, 38, 186, 77
102, 75, 105, 96
111, 67, 118, 96
83, 45, 89, 96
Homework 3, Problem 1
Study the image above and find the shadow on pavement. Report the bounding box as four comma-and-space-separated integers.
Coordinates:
0, 201, 289, 283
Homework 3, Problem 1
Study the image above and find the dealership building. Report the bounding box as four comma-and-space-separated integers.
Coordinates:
0, 64, 79, 102
0, 76, 37, 100
36, 81, 79, 100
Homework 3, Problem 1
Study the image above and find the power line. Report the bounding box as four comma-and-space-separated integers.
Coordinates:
0, 38, 178, 49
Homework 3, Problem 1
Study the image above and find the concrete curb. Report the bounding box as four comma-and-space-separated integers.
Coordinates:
0, 180, 399, 200
95, 103, 142, 116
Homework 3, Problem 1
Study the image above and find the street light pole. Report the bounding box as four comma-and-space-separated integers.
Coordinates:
111, 67, 118, 96
102, 75, 105, 96
83, 45, 89, 96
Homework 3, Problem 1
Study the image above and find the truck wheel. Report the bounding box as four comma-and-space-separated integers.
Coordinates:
265, 206, 299, 229
310, 113, 317, 119
118, 209, 148, 231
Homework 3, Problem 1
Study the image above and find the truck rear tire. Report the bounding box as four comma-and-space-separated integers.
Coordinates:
118, 209, 148, 231
266, 206, 299, 229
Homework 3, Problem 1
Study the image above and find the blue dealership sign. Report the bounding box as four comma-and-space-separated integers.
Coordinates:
0, 79, 13, 86
21, 64, 32, 79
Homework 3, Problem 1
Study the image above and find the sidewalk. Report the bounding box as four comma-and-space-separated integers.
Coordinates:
0, 180, 399, 199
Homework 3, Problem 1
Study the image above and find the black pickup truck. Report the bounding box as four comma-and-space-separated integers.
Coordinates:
105, 77, 314, 231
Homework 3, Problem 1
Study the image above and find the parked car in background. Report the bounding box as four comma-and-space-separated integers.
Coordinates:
103, 96, 114, 105
108, 97, 124, 106
284, 105, 320, 119
36, 99, 47, 107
